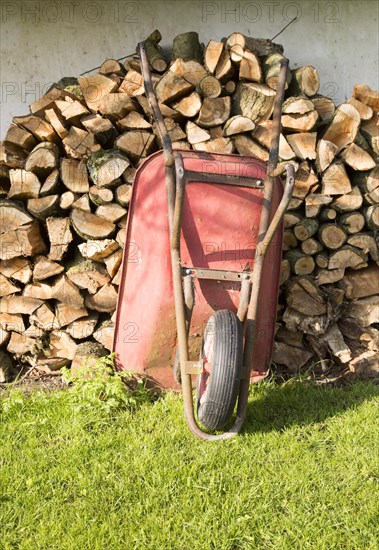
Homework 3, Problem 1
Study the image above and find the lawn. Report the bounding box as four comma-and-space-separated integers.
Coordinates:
1, 376, 379, 550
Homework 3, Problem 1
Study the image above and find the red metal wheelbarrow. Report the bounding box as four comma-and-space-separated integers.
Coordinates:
113, 42, 295, 440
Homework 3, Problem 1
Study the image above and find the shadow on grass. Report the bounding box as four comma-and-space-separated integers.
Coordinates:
241, 379, 379, 435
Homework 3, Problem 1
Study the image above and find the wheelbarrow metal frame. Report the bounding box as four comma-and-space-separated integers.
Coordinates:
138, 42, 295, 440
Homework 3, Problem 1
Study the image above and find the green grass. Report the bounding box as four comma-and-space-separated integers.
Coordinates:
1, 378, 379, 550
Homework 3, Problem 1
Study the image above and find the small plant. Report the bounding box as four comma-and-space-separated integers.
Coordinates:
61, 354, 151, 414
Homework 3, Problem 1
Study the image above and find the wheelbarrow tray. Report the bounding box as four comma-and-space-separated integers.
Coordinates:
113, 149, 284, 389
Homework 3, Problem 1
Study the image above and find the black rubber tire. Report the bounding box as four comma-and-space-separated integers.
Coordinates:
196, 309, 243, 431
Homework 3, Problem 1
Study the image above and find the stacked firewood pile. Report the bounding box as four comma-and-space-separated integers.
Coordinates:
0, 30, 378, 381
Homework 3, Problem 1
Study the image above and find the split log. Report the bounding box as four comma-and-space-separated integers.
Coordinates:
289, 66, 320, 96
340, 143, 376, 171
98, 93, 138, 121
155, 71, 193, 104
27, 195, 60, 220
0, 312, 25, 333
316, 268, 345, 285
87, 149, 130, 187
272, 341, 312, 371
51, 275, 84, 308
339, 264, 379, 299
104, 249, 123, 278
215, 49, 234, 81
253, 121, 295, 160
282, 96, 314, 115
116, 111, 152, 132
67, 260, 110, 294
93, 321, 115, 351
13, 114, 58, 142
204, 40, 224, 74
62, 127, 98, 159
96, 203, 127, 223
78, 74, 118, 112
321, 325, 351, 364
321, 160, 352, 195
281, 110, 319, 133
40, 169, 60, 196
360, 115, 379, 155
347, 234, 379, 261
84, 283, 118, 313
193, 137, 233, 154
78, 239, 120, 262
49, 331, 77, 360
305, 194, 332, 217
286, 133, 317, 160
223, 115, 255, 136
172, 92, 202, 118
55, 99, 89, 126
23, 281, 52, 300
5, 125, 36, 151
115, 131, 155, 163
197, 97, 231, 127
280, 259, 291, 285
328, 246, 368, 270
311, 95, 335, 123
115, 184, 132, 207
66, 313, 99, 340
7, 332, 36, 356
33, 256, 64, 281
186, 122, 211, 145
321, 105, 360, 155
70, 209, 115, 240
25, 142, 59, 178
169, 59, 207, 86
292, 161, 318, 200
284, 211, 302, 228
0, 141, 28, 169
45, 109, 68, 139
46, 217, 73, 261
0, 274, 20, 297
233, 83, 275, 123
55, 303, 87, 328
0, 258, 32, 284
81, 114, 118, 147
29, 303, 58, 331
1, 295, 43, 315
285, 277, 327, 316
347, 296, 379, 326
332, 187, 363, 213
346, 97, 373, 120
233, 135, 268, 161
8, 169, 40, 199
72, 194, 91, 212
352, 84, 379, 110
0, 221, 46, 260
285, 249, 315, 275
239, 50, 262, 82
99, 59, 125, 76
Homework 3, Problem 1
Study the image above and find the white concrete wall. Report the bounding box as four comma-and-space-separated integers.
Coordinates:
0, 0, 378, 137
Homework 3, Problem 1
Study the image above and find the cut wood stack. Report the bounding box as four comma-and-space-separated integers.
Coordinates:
0, 30, 378, 380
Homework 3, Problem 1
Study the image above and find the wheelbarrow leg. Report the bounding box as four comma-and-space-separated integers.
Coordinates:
174, 273, 194, 384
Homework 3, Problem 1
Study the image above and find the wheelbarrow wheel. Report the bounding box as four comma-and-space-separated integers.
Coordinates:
196, 309, 243, 431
